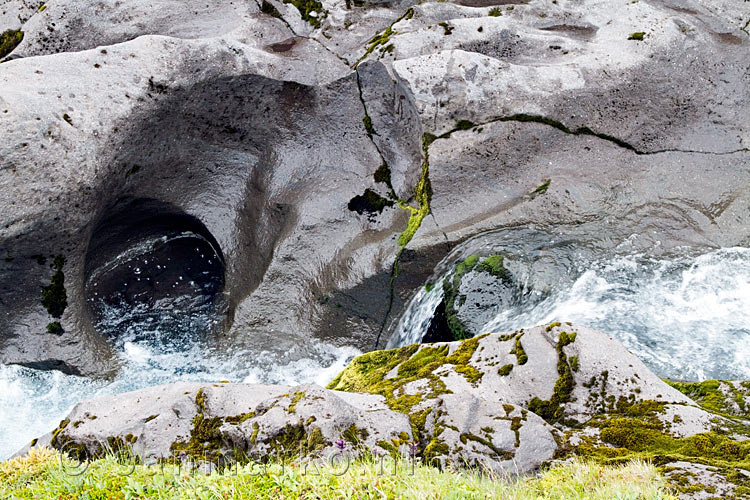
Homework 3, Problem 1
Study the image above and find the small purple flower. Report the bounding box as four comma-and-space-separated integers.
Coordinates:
335, 439, 346, 451
409, 443, 418, 457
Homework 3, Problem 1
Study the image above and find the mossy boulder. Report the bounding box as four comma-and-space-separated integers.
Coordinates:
21, 381, 413, 465
17, 323, 750, 492
330, 323, 750, 494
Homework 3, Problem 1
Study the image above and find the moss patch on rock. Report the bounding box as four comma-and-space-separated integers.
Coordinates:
0, 29, 23, 60
667, 380, 750, 418
475, 254, 511, 282
282, 0, 325, 28
528, 328, 577, 424
41, 256, 67, 319
260, 0, 282, 19
348, 189, 394, 218
328, 335, 486, 444
441, 255, 478, 341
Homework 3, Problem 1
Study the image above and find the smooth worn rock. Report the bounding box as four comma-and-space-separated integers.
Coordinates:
1, 0, 749, 373
23, 381, 414, 464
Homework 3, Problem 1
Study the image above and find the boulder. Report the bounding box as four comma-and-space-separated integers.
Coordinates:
21, 323, 750, 484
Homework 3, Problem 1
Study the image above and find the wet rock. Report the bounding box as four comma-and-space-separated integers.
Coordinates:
440, 253, 516, 340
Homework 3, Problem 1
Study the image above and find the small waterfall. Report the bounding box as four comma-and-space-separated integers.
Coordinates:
387, 283, 445, 348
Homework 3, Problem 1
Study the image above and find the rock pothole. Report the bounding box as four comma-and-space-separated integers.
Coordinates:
84, 199, 226, 348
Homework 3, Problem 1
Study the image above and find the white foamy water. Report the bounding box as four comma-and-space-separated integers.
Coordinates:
0, 339, 359, 460
394, 247, 750, 383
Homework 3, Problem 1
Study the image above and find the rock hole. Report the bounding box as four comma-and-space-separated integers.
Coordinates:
84, 199, 226, 349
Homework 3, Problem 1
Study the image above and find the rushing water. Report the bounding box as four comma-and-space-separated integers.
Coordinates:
391, 246, 750, 383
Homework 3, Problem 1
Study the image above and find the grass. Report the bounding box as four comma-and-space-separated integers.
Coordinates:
0, 448, 677, 499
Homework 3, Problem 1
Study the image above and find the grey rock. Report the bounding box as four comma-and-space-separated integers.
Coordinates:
20, 381, 414, 463
662, 460, 750, 500
0, 29, 412, 373
1, 0, 749, 382
18, 323, 750, 481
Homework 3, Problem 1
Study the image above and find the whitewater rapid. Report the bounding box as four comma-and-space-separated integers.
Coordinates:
391, 247, 750, 382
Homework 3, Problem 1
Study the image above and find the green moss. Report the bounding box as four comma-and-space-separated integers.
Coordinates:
50, 419, 70, 447
264, 422, 329, 458
260, 0, 282, 18
578, 420, 750, 474
460, 432, 513, 460
144, 415, 159, 423
373, 163, 392, 187
546, 321, 561, 332
195, 389, 207, 412
475, 254, 511, 282
363, 115, 376, 136
224, 412, 256, 425
510, 416, 522, 447
509, 335, 528, 365
454, 120, 475, 131
528, 330, 578, 424
0, 29, 23, 60
438, 22, 454, 35
628, 32, 645, 41
170, 413, 224, 461
569, 356, 580, 372
376, 439, 399, 456
348, 189, 394, 217
287, 391, 306, 414
40, 256, 67, 319
326, 344, 420, 393
46, 321, 63, 334
356, 8, 413, 66
531, 179, 551, 198
488, 7, 502, 16
498, 364, 514, 376
342, 424, 369, 445
396, 131, 432, 248
666, 380, 731, 415
423, 438, 450, 465
249, 423, 260, 445
282, 0, 326, 28
328, 336, 486, 445
424, 282, 435, 293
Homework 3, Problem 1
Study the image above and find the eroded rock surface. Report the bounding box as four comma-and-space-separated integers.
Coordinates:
1, 0, 748, 374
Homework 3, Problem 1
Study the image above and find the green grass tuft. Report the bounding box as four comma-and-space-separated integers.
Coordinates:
0, 448, 677, 499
